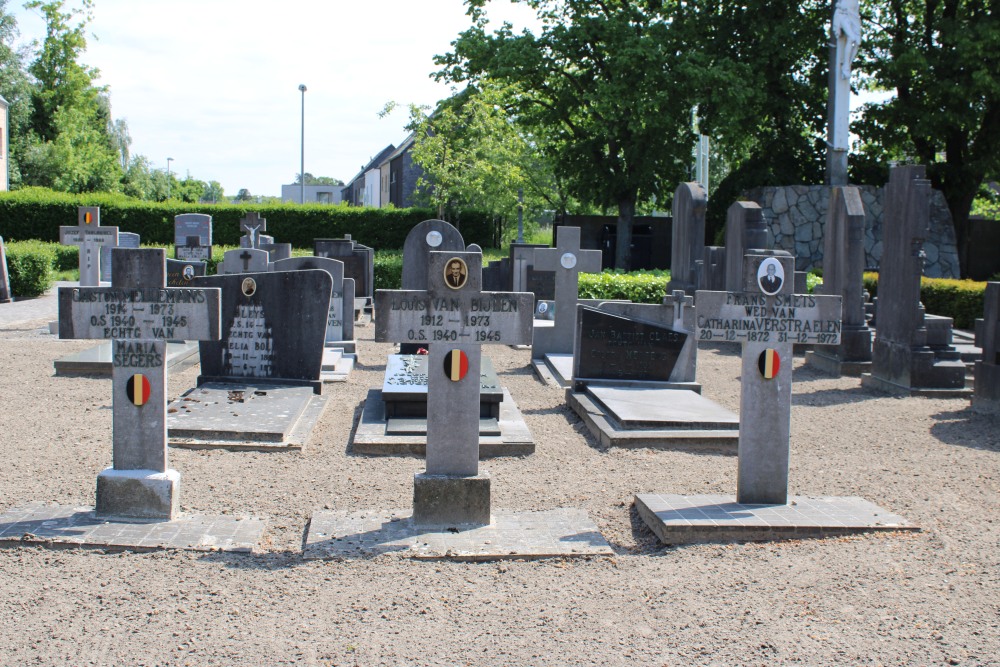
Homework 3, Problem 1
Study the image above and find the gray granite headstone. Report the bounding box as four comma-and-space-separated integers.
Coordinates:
195, 270, 332, 392
174, 213, 213, 261
100, 232, 141, 282
57, 248, 222, 519
260, 243, 292, 262
221, 247, 269, 275
572, 306, 688, 385
314, 235, 375, 300
0, 236, 11, 303
271, 255, 354, 344
166, 258, 207, 287
401, 220, 465, 291
973, 282, 1000, 413
724, 201, 768, 292
862, 166, 966, 393
698, 246, 727, 291
531, 227, 602, 359
509, 243, 551, 295
59, 206, 119, 287
666, 182, 707, 295
375, 250, 533, 525
696, 253, 842, 504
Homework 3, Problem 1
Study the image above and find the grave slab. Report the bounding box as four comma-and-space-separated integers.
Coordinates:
303, 508, 613, 561
54, 340, 200, 376
320, 347, 356, 383
567, 387, 739, 448
353, 387, 533, 456
168, 383, 329, 450
531, 352, 575, 388
0, 502, 265, 553
634, 494, 918, 545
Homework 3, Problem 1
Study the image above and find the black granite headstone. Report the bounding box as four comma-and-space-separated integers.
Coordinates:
526, 267, 556, 301
165, 258, 207, 287
315, 236, 375, 299
575, 306, 688, 382
194, 270, 332, 393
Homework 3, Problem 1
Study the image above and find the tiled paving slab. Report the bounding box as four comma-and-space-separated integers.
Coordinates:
352, 388, 534, 456
303, 508, 613, 561
168, 383, 329, 450
568, 388, 739, 448
635, 494, 919, 545
54, 341, 200, 376
530, 353, 574, 388
0, 502, 265, 553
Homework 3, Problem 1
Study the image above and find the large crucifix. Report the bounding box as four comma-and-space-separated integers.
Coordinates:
59, 206, 119, 287
696, 253, 843, 504
375, 249, 533, 524
59, 248, 221, 519
827, 0, 862, 186
239, 212, 267, 249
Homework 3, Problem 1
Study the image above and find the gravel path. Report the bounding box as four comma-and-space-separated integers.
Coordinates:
0, 315, 996, 666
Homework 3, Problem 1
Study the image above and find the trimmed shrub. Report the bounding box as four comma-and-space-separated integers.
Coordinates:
578, 270, 670, 304
861, 272, 986, 329
5, 240, 54, 297
0, 187, 497, 249
374, 252, 404, 291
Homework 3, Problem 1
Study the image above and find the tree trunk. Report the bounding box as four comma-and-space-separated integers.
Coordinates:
614, 194, 636, 271
934, 164, 981, 279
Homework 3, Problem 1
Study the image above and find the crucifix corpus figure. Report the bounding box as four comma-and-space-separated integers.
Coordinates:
832, 0, 861, 80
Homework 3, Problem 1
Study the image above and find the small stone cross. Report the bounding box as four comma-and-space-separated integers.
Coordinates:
695, 253, 842, 504
59, 206, 119, 286
239, 212, 267, 249
533, 227, 602, 351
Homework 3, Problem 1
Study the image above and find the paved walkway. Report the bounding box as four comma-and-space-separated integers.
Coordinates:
0, 281, 72, 328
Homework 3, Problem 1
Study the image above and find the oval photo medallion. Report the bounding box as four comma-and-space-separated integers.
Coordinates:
443, 257, 468, 290
182, 265, 195, 282
757, 257, 785, 295
241, 277, 257, 297
560, 252, 578, 269
426, 230, 443, 248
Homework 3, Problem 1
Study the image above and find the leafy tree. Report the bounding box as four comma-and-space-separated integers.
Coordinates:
295, 172, 343, 186
235, 188, 253, 202
436, 0, 735, 268
853, 0, 1000, 276
21, 103, 121, 192
201, 180, 225, 203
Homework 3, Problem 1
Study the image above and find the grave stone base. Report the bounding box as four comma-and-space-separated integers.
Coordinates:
0, 502, 265, 552
635, 494, 918, 545
972, 363, 1000, 414
531, 353, 575, 388
568, 386, 739, 448
168, 383, 329, 450
54, 341, 200, 376
96, 468, 180, 520
413, 472, 491, 526
303, 507, 613, 561
352, 388, 534, 456
802, 350, 872, 377
321, 347, 356, 382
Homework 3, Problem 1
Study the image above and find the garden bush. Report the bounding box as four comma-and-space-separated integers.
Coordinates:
5, 240, 54, 297
862, 272, 986, 329
578, 270, 670, 304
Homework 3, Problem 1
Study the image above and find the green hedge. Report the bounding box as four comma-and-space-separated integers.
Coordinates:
5, 240, 54, 297
374, 252, 404, 291
578, 270, 670, 303
864, 272, 986, 329
0, 187, 497, 249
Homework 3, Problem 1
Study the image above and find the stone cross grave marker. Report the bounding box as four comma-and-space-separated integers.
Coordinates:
0, 235, 11, 303
100, 232, 140, 282
532, 226, 602, 357
696, 253, 842, 504
175, 213, 213, 261
375, 249, 533, 524
60, 206, 119, 286
239, 212, 267, 249
58, 248, 221, 519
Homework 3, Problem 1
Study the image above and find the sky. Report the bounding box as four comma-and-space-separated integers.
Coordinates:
10, 0, 541, 197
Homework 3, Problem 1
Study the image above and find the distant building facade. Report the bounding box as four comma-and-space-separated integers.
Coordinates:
342, 144, 396, 207
380, 133, 423, 208
281, 183, 344, 204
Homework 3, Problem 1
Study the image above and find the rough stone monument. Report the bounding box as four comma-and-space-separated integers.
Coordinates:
100, 232, 140, 282
59, 206, 118, 287
0, 235, 11, 303
666, 182, 708, 295
174, 213, 213, 261
805, 186, 872, 375
314, 234, 375, 307
861, 166, 969, 396
724, 201, 769, 293
530, 227, 602, 361
634, 252, 916, 545
972, 282, 1000, 414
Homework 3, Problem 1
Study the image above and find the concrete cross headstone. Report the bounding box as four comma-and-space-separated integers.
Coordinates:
174, 213, 213, 261
696, 253, 842, 504
100, 232, 140, 282
0, 235, 11, 303
375, 249, 533, 524
239, 212, 267, 249
532, 227, 602, 357
60, 206, 119, 287
58, 248, 221, 519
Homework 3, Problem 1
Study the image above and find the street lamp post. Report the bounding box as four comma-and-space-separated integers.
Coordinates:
166, 157, 174, 199
298, 84, 307, 204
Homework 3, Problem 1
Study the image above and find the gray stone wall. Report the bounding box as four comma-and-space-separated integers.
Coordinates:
744, 185, 959, 278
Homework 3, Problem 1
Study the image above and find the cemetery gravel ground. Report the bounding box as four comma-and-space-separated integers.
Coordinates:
0, 318, 997, 666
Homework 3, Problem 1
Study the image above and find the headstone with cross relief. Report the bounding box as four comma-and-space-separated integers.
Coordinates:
695, 253, 842, 504
375, 248, 533, 525
221, 247, 269, 275
59, 206, 119, 287
531, 227, 602, 359
58, 248, 221, 519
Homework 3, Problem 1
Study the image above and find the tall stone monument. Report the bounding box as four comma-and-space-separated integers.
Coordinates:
724, 201, 770, 292
827, 0, 861, 186
805, 186, 872, 375
861, 166, 968, 396
666, 182, 708, 295
972, 282, 1000, 414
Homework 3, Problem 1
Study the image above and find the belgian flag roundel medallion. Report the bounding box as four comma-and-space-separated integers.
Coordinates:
126, 374, 152, 406
758, 349, 781, 379
443, 350, 470, 381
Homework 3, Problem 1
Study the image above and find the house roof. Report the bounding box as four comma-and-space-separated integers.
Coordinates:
379, 132, 416, 167
344, 144, 396, 188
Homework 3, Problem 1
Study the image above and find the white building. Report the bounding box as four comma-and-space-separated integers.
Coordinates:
280, 183, 344, 204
